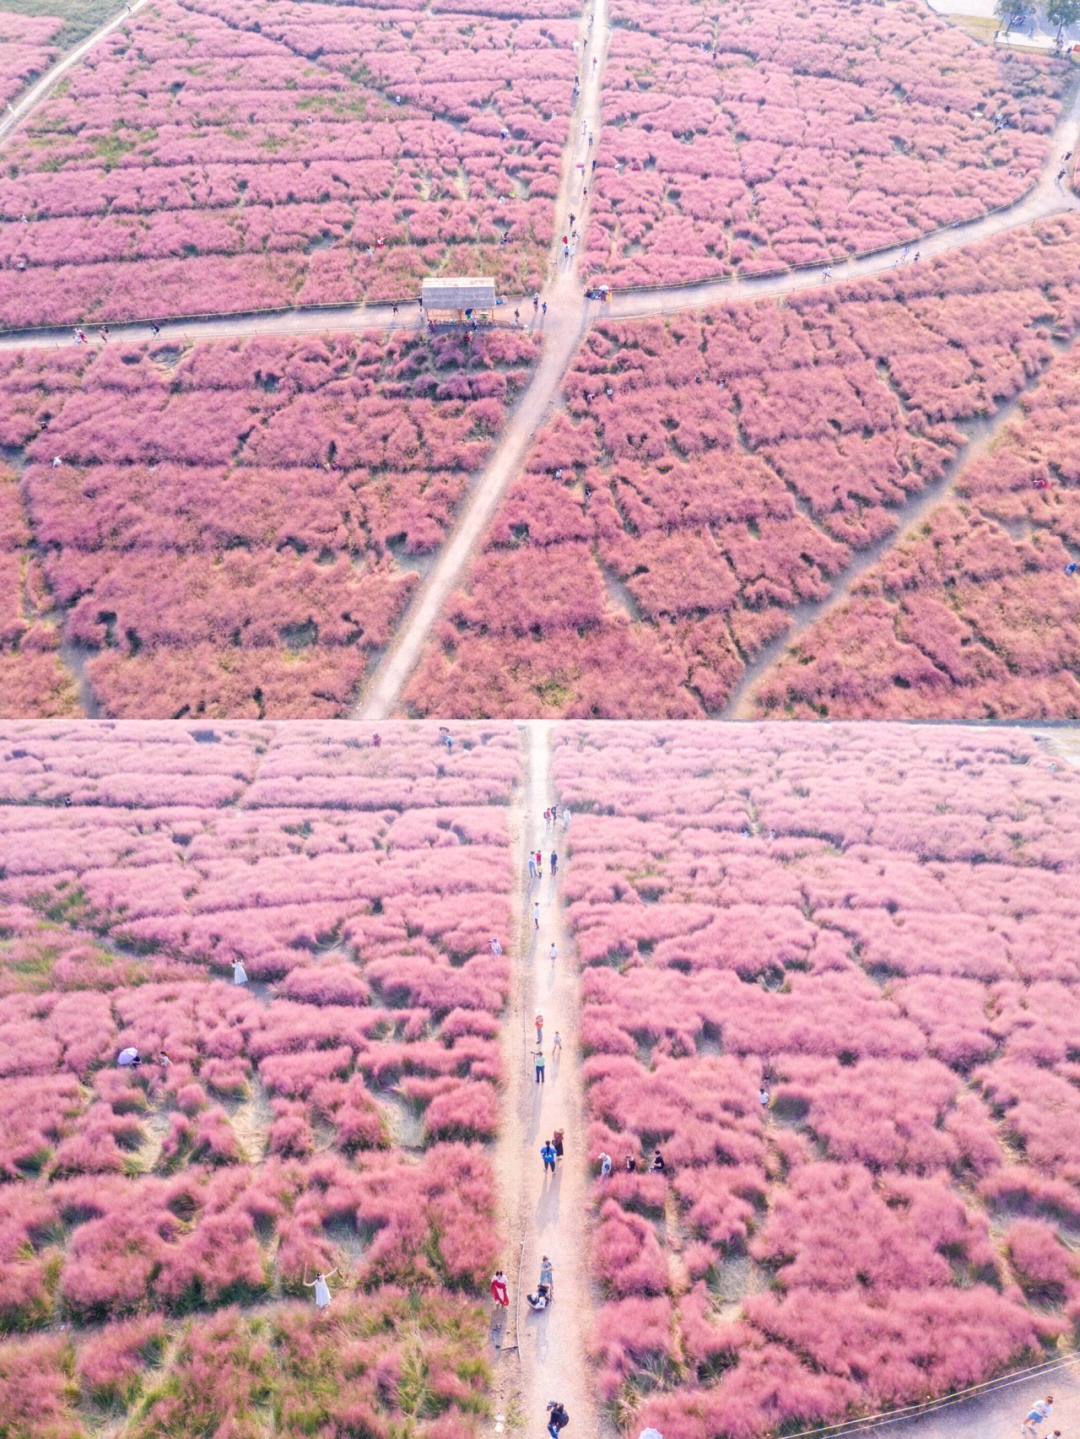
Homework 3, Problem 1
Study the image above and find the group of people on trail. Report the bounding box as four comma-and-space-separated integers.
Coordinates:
540, 1129, 565, 1172
597, 1148, 666, 1178
529, 849, 560, 882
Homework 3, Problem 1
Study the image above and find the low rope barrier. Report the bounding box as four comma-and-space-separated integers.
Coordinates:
774, 1351, 1080, 1439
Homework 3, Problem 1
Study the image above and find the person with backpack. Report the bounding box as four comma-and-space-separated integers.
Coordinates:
540, 1138, 557, 1173
547, 1401, 569, 1438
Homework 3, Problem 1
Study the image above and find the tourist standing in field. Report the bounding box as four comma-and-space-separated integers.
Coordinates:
534, 1049, 545, 1084
305, 1269, 337, 1308
549, 942, 557, 965
550, 852, 558, 877
598, 1152, 612, 1177
232, 958, 248, 985
535, 1013, 544, 1045
533, 900, 540, 928
541, 1138, 556, 1173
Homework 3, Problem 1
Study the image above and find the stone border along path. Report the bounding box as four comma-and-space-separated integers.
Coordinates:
2, 0, 1080, 721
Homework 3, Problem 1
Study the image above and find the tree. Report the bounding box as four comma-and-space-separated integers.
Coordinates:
1045, 0, 1080, 40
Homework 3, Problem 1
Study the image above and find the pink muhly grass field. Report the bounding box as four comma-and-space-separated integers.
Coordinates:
554, 722, 1080, 1436
754, 323, 1080, 719
1, 329, 537, 718
0, 0, 577, 327
582, 0, 1068, 288
404, 218, 1080, 719
0, 12, 62, 110
0, 721, 520, 1438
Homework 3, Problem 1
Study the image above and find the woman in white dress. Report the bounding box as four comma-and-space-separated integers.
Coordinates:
231, 959, 248, 985
304, 1269, 338, 1308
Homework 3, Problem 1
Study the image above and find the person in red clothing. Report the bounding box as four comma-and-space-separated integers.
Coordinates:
491, 1269, 510, 1307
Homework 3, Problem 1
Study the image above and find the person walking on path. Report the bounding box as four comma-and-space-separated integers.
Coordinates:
598, 1152, 612, 1177
552, 1128, 564, 1160
549, 941, 557, 965
535, 1013, 544, 1045
1022, 1398, 1054, 1439
529, 853, 538, 881
533, 900, 540, 929
552, 1030, 561, 1055
539, 1255, 554, 1296
547, 1402, 569, 1439
491, 1269, 510, 1307
541, 1138, 557, 1172
304, 1269, 337, 1308
535, 849, 543, 878
550, 851, 558, 878
534, 1048, 546, 1084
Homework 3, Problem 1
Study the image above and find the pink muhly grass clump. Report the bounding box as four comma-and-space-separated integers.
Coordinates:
593, 1198, 669, 1297
591, 1294, 675, 1400
75, 1316, 168, 1403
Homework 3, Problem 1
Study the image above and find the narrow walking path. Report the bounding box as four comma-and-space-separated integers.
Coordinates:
510, 720, 599, 1439
353, 0, 608, 721
0, 0, 149, 147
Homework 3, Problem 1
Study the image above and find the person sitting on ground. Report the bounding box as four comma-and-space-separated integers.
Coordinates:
652, 1148, 666, 1174
527, 1282, 551, 1310
117, 1047, 141, 1067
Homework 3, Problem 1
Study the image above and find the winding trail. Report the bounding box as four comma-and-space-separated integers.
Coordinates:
0, 0, 148, 148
